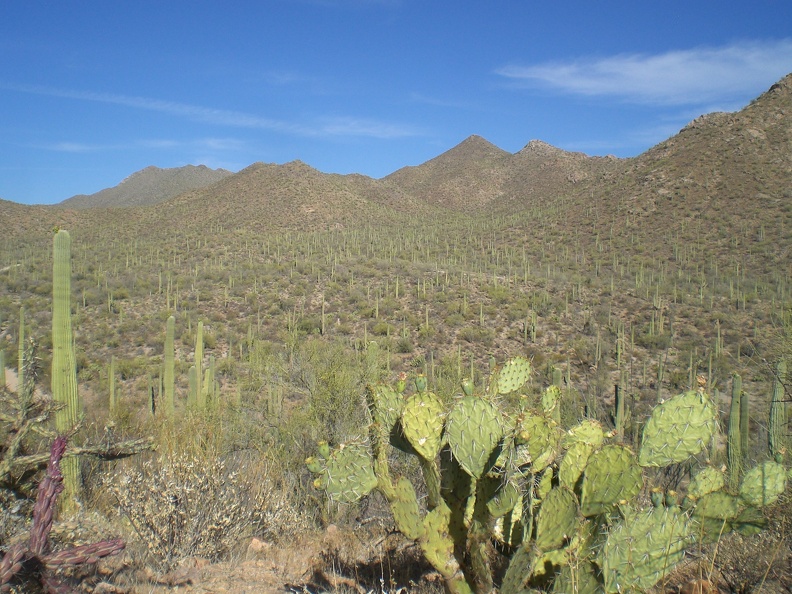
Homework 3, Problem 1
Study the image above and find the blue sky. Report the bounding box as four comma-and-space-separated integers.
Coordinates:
2, 1, 791, 205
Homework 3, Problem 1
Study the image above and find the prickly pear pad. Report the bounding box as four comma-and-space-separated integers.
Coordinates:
561, 419, 606, 449
401, 391, 445, 461
638, 390, 717, 467
601, 507, 690, 593
559, 441, 595, 489
446, 396, 503, 478
324, 442, 377, 504
368, 383, 403, 434
740, 460, 787, 507
535, 486, 578, 552
687, 466, 726, 499
496, 356, 531, 395
515, 412, 559, 472
581, 445, 642, 517
691, 491, 742, 540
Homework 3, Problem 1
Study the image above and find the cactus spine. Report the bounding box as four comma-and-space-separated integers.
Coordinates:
163, 315, 175, 416
51, 230, 81, 510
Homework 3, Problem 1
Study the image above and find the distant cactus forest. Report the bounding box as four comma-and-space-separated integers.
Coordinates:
1, 81, 792, 591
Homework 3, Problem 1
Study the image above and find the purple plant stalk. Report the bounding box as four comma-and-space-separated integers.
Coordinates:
0, 436, 125, 594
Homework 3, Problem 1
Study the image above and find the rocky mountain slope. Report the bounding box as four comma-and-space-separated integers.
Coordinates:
60, 164, 233, 208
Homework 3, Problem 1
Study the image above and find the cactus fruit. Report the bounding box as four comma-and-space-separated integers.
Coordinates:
495, 356, 531, 395
600, 506, 691, 593
739, 460, 787, 507
535, 487, 578, 552
446, 395, 503, 478
638, 390, 717, 467
581, 445, 643, 517
401, 390, 445, 461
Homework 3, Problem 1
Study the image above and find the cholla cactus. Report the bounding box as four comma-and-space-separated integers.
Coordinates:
0, 436, 124, 593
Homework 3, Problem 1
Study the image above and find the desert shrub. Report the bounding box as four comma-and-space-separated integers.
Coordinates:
106, 452, 278, 571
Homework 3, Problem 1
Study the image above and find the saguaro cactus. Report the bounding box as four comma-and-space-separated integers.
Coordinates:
51, 230, 82, 510
728, 373, 743, 489
769, 361, 788, 462
17, 306, 25, 397
163, 315, 175, 416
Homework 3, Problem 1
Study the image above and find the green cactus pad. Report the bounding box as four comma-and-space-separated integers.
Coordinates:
691, 491, 742, 540
561, 419, 606, 449
368, 383, 403, 434
392, 477, 423, 540
535, 487, 578, 552
559, 441, 595, 489
419, 502, 456, 579
739, 460, 787, 507
501, 545, 535, 594
531, 547, 568, 577
487, 479, 521, 519
496, 356, 532, 395
401, 391, 445, 461
446, 396, 503, 478
324, 442, 377, 504
537, 466, 554, 501
541, 385, 561, 417
581, 445, 643, 517
733, 506, 767, 536
494, 493, 525, 547
553, 561, 600, 594
515, 413, 560, 472
600, 507, 691, 593
638, 390, 718, 467
688, 466, 726, 499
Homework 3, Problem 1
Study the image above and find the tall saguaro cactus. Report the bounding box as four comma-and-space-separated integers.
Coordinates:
51, 230, 82, 510
728, 373, 743, 490
17, 306, 25, 396
163, 315, 175, 416
769, 360, 788, 462
195, 321, 204, 409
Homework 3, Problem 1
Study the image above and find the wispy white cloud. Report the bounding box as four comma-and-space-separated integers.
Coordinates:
3, 82, 419, 139
40, 137, 249, 153
496, 39, 792, 105
318, 116, 421, 138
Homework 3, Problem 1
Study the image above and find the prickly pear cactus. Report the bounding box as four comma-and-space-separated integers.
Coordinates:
687, 466, 726, 499
559, 441, 595, 489
496, 356, 531, 395
580, 445, 643, 517
445, 395, 503, 478
739, 460, 787, 507
535, 486, 578, 551
639, 390, 718, 467
311, 441, 377, 504
515, 412, 560, 472
600, 506, 691, 593
401, 389, 445, 461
